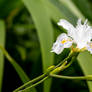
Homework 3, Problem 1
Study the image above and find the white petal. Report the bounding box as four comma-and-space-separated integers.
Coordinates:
76, 41, 87, 49
64, 41, 73, 48
51, 33, 73, 54
57, 19, 75, 37
51, 34, 66, 54
51, 42, 64, 54
77, 19, 87, 26
56, 33, 68, 42
77, 19, 82, 26
57, 19, 74, 30
84, 19, 88, 25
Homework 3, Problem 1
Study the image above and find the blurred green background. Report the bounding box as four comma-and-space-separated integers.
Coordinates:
0, 0, 92, 92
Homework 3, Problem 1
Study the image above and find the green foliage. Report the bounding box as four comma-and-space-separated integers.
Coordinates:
0, 0, 22, 18
0, 0, 92, 92
21, 0, 54, 92
0, 20, 5, 92
78, 51, 92, 92
72, 0, 92, 21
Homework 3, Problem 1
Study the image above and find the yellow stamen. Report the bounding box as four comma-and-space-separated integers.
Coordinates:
61, 39, 67, 44
61, 39, 72, 44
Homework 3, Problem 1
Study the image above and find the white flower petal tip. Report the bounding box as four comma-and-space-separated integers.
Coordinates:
51, 33, 73, 54
57, 19, 75, 37
77, 18, 88, 26
84, 19, 88, 25
50, 42, 64, 54
57, 19, 75, 30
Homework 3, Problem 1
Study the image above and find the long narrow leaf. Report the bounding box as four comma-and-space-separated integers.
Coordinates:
72, 0, 92, 21
59, 0, 85, 21
77, 51, 92, 92
49, 0, 78, 24
21, 0, 54, 92
0, 20, 5, 92
45, 0, 67, 22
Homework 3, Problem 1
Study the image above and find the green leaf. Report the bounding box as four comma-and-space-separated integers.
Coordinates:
21, 0, 54, 92
44, 0, 78, 25
44, 0, 66, 22
77, 51, 92, 92
72, 0, 92, 21
59, 0, 85, 21
0, 20, 5, 92
49, 0, 78, 24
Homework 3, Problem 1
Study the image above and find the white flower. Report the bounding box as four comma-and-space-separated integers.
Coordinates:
58, 19, 92, 49
51, 33, 73, 54
51, 19, 92, 54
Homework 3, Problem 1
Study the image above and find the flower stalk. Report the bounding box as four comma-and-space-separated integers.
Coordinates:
50, 74, 92, 81
0, 45, 82, 92
1, 45, 91, 92
13, 50, 80, 92
13, 73, 47, 92
0, 45, 30, 83
19, 76, 49, 92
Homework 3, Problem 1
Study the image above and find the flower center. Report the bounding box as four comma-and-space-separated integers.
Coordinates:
61, 39, 67, 44
61, 39, 72, 44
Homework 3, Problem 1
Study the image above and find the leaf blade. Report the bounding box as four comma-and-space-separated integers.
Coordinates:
21, 0, 54, 92
0, 20, 5, 92
77, 51, 92, 92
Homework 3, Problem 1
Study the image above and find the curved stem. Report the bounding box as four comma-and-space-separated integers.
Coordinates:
12, 49, 78, 92
59, 51, 79, 72
51, 52, 79, 74
13, 73, 47, 92
50, 61, 67, 74
0, 45, 14, 63
50, 74, 92, 81
54, 50, 75, 69
13, 52, 75, 92
0, 45, 30, 83
62, 56, 76, 70
20, 76, 49, 92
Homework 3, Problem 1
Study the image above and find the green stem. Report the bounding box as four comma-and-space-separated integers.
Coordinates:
62, 52, 79, 70
13, 52, 74, 92
51, 52, 79, 74
14, 51, 73, 91
50, 61, 67, 74
20, 76, 49, 92
13, 73, 47, 92
50, 74, 92, 81
13, 49, 78, 92
62, 56, 76, 70
0, 45, 14, 63
0, 45, 30, 83
54, 50, 75, 68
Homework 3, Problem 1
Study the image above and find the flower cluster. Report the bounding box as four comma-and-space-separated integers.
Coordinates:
51, 19, 92, 54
